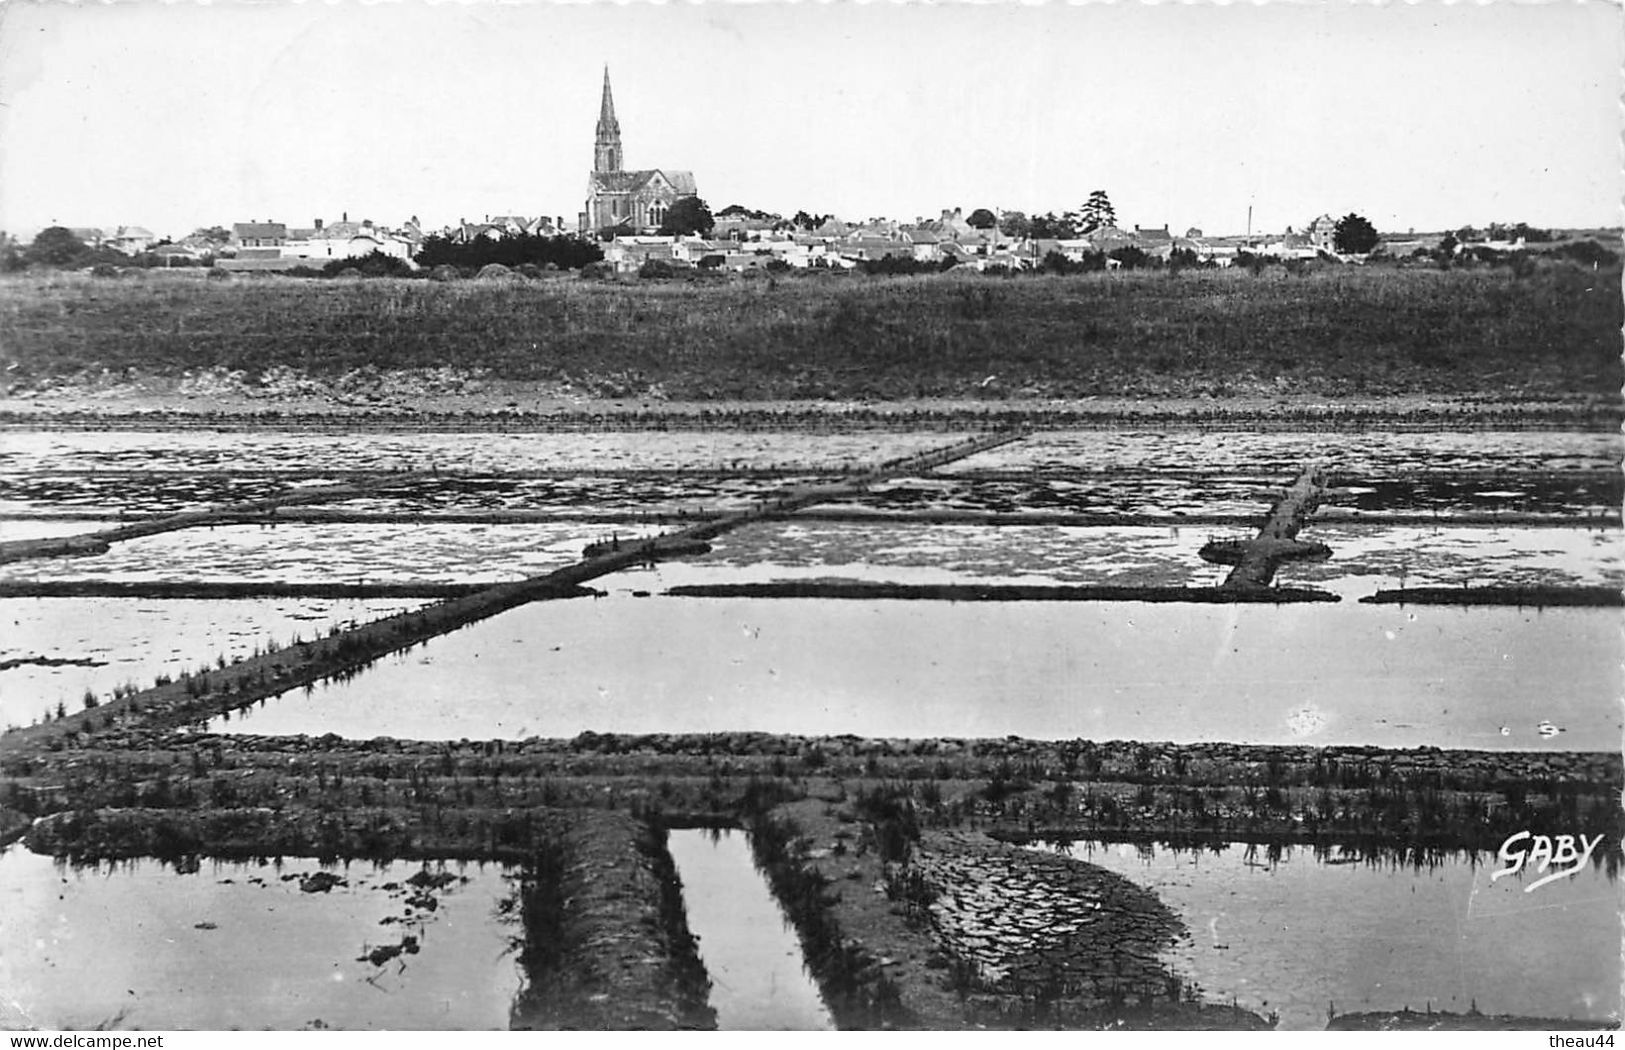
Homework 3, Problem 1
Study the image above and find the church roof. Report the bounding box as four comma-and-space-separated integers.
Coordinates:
590, 169, 697, 196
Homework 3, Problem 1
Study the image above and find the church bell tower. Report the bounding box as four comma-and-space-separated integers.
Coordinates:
594, 66, 622, 174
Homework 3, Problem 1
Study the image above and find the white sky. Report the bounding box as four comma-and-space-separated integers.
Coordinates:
0, 0, 1619, 240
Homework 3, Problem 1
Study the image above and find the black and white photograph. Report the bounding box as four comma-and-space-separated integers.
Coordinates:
0, 0, 1619, 1035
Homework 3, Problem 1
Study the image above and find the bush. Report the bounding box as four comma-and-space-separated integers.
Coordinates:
1108, 246, 1151, 271
476, 262, 517, 281
579, 261, 612, 280
206, 268, 232, 281
858, 255, 940, 276
331, 267, 364, 281
516, 263, 544, 280
638, 258, 677, 279
89, 263, 120, 279
1554, 239, 1619, 269
429, 264, 460, 282
413, 232, 604, 271
1042, 250, 1107, 275
324, 251, 412, 279
764, 258, 791, 274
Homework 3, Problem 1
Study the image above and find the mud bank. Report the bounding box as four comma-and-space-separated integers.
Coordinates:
1360, 585, 1622, 607
508, 812, 715, 1030
0, 580, 513, 600
0, 394, 1615, 431
8, 734, 1615, 863
664, 582, 1340, 603
1327, 1008, 1620, 1031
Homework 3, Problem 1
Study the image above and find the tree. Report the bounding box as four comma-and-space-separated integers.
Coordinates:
0, 232, 23, 272
24, 227, 88, 268
791, 210, 832, 231
1077, 190, 1116, 234
658, 196, 715, 237
997, 211, 1031, 239
188, 226, 232, 246
1029, 212, 1076, 239
716, 204, 775, 220
1333, 213, 1380, 254
966, 208, 998, 230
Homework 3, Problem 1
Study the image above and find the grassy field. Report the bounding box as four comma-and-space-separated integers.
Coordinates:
1, 265, 1618, 400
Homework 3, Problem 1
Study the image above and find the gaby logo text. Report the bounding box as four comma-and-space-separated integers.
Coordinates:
1491, 831, 1605, 893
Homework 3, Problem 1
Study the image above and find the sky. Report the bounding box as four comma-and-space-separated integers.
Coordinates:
0, 0, 1620, 240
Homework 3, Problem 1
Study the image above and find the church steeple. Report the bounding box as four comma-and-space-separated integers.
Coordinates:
594, 66, 622, 174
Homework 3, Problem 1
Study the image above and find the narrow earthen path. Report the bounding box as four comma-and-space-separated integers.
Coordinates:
1201, 463, 1333, 590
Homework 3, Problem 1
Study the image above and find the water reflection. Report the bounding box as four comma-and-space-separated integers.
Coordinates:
0, 846, 519, 1030
211, 597, 1621, 751
666, 828, 834, 1030
1035, 838, 1621, 1030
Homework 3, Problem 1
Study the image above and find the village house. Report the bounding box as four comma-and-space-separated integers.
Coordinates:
1133, 225, 1174, 260
580, 68, 698, 236
232, 221, 287, 249
218, 215, 415, 270
603, 235, 680, 273
903, 229, 941, 262
1084, 224, 1138, 254
107, 226, 157, 255
150, 243, 204, 265
1306, 214, 1338, 251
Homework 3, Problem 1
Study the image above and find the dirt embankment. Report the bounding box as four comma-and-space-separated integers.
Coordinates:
8, 731, 1617, 867
0, 392, 1616, 430
2, 268, 1618, 401
508, 811, 715, 1031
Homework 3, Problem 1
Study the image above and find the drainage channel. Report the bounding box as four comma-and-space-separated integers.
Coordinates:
666, 828, 834, 1031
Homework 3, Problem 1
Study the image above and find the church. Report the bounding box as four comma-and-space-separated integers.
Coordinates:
579, 68, 698, 236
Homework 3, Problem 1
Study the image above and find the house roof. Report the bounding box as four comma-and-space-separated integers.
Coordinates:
114, 226, 155, 239
234, 222, 286, 239
314, 221, 367, 240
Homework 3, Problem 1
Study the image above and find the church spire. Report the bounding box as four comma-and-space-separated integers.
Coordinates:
594, 65, 622, 174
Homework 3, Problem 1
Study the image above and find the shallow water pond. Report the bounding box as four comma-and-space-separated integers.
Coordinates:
666, 520, 1233, 588
0, 597, 423, 730
0, 518, 112, 542
946, 430, 1617, 476
210, 597, 1618, 751
1041, 840, 1620, 1031
1318, 477, 1619, 519
0, 846, 520, 1030
666, 829, 832, 1030
0, 430, 965, 475
0, 522, 662, 586
1286, 525, 1622, 595
831, 474, 1274, 518
0, 474, 297, 516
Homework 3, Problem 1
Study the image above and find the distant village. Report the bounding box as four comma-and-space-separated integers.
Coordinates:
13, 70, 1582, 279
23, 208, 1551, 279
